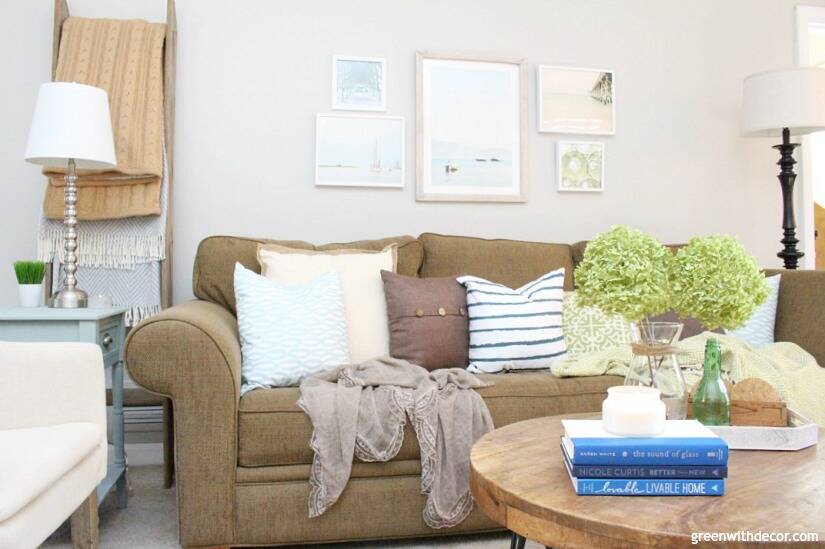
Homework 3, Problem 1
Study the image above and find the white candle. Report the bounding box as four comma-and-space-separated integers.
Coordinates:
602, 386, 666, 437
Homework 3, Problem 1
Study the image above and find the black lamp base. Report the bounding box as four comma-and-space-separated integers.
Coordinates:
773, 127, 804, 270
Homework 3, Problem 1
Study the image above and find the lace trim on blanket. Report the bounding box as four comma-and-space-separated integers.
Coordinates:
296, 395, 332, 518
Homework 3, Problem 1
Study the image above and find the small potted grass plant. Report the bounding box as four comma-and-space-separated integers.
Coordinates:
14, 260, 46, 307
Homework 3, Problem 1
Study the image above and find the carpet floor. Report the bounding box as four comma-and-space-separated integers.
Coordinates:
41, 444, 543, 549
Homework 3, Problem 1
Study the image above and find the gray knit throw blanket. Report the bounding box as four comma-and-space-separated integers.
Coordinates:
297, 357, 494, 528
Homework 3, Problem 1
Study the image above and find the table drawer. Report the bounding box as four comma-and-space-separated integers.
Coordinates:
97, 321, 123, 366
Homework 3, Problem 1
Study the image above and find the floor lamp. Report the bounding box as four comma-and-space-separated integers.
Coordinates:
743, 67, 825, 269
24, 82, 116, 308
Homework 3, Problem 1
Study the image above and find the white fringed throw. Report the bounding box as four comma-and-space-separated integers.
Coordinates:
52, 262, 161, 326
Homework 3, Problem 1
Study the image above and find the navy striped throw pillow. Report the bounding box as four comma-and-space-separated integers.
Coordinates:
457, 269, 566, 373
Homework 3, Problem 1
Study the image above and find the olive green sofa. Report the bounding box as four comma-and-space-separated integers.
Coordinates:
125, 233, 825, 548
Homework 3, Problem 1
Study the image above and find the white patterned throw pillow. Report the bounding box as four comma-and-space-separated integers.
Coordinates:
457, 269, 566, 373
726, 274, 781, 347
562, 291, 631, 355
234, 263, 350, 394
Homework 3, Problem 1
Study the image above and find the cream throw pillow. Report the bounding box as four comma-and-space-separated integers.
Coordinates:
257, 244, 397, 363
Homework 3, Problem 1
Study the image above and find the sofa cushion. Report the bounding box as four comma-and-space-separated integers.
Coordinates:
235, 265, 350, 393
381, 271, 469, 370
193, 235, 422, 314
764, 269, 825, 366
419, 233, 574, 290
459, 270, 567, 373
562, 291, 630, 355
0, 422, 100, 521
237, 373, 622, 467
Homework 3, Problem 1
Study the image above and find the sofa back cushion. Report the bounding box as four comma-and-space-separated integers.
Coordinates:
194, 236, 314, 314
765, 269, 825, 366
419, 233, 574, 290
193, 235, 423, 314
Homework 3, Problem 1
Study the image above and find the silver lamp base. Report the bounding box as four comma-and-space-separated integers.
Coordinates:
50, 286, 88, 308
50, 158, 88, 309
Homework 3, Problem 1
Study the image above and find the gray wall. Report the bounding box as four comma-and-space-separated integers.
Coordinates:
2, 0, 822, 306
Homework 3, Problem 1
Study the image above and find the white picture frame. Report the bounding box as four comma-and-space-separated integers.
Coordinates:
557, 141, 605, 193
538, 65, 615, 135
416, 52, 528, 202
332, 56, 387, 111
315, 113, 405, 188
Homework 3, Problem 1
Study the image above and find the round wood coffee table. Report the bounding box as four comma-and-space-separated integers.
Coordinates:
470, 415, 825, 548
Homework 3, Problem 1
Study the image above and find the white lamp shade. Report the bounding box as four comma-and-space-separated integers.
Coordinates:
25, 82, 117, 169
743, 67, 825, 137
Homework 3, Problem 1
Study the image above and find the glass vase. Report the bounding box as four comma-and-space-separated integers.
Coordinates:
624, 321, 688, 420
693, 337, 731, 426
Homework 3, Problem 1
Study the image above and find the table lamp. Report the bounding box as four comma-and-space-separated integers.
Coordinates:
24, 82, 116, 308
742, 67, 825, 269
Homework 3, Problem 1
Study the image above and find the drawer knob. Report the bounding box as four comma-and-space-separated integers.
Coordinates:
102, 333, 113, 349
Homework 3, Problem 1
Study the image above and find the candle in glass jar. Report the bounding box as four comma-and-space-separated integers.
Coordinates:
602, 386, 666, 436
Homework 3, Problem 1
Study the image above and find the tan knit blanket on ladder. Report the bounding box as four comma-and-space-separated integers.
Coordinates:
44, 17, 166, 220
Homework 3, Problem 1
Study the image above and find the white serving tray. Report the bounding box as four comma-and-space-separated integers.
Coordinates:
708, 409, 819, 451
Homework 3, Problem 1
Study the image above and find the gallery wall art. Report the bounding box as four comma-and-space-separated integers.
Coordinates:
557, 141, 604, 192
315, 113, 404, 188
332, 56, 387, 111
416, 52, 528, 202
538, 65, 615, 135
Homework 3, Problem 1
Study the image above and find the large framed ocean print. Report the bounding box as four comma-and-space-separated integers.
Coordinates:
416, 52, 528, 202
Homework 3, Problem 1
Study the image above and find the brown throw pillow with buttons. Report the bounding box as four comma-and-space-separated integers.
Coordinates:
380, 270, 469, 370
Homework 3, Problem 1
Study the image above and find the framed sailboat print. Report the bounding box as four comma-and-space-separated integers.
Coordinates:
315, 113, 405, 188
416, 52, 528, 202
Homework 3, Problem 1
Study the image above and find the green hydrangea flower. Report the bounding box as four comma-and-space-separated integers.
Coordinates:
671, 235, 769, 330
575, 226, 674, 322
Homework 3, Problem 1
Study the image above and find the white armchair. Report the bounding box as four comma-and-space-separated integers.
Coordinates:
0, 342, 107, 549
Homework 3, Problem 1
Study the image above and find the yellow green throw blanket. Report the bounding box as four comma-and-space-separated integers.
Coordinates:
551, 333, 825, 426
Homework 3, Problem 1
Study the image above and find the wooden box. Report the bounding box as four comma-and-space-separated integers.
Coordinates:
688, 399, 787, 427
729, 399, 787, 427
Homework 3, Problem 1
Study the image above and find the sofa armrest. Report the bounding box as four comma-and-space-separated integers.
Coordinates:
0, 342, 106, 434
125, 300, 241, 546
765, 269, 825, 367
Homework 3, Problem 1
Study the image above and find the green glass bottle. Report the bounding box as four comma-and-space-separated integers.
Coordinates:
693, 338, 730, 426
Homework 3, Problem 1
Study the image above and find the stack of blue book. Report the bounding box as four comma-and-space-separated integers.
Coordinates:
561, 419, 728, 496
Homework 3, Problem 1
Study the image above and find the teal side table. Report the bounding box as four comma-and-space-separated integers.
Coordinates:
0, 306, 129, 508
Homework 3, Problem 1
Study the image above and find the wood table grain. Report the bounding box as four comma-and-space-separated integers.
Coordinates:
470, 415, 824, 548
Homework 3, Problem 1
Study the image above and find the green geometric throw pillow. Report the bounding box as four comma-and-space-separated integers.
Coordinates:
562, 291, 631, 355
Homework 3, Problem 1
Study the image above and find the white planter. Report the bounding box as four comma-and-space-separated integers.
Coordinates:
18, 283, 43, 307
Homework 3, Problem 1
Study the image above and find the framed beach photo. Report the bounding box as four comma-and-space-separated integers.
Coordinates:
315, 113, 404, 188
538, 65, 615, 135
557, 141, 604, 192
332, 56, 386, 111
416, 52, 528, 202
